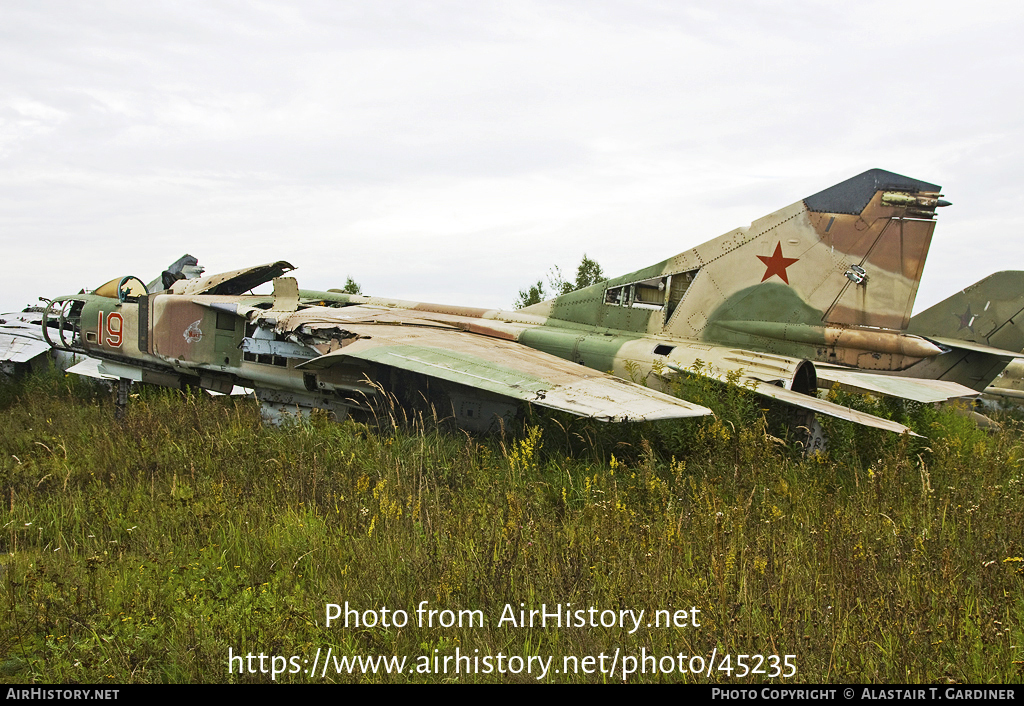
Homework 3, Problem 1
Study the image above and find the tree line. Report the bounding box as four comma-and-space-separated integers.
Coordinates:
340, 254, 606, 310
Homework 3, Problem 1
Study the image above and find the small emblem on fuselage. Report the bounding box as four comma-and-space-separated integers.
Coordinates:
184, 320, 203, 344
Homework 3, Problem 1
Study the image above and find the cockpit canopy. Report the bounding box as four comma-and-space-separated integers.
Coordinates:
93, 276, 149, 302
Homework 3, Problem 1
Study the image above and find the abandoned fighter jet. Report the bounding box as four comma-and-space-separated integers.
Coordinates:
904, 270, 1024, 404
43, 169, 984, 440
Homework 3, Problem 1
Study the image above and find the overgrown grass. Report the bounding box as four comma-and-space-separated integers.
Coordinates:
1, 369, 1021, 683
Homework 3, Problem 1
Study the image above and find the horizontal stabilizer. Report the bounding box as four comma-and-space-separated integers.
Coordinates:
923, 336, 1024, 359
815, 366, 980, 403
665, 361, 917, 435
893, 336, 1024, 392
745, 380, 919, 437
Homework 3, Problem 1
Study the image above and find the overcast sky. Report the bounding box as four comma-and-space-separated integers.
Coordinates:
2, 1, 1022, 315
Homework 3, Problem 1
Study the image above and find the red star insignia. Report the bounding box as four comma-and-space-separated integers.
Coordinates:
955, 304, 975, 332
757, 242, 799, 284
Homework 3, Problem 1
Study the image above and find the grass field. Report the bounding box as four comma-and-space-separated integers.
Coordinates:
1, 370, 1022, 683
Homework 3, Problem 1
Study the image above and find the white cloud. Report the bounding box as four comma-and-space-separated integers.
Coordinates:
1, 1, 1022, 314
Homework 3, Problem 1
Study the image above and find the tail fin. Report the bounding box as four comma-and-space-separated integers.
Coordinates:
908, 271, 1024, 353
531, 169, 947, 340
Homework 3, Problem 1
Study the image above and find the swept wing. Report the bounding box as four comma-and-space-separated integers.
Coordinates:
296, 323, 711, 422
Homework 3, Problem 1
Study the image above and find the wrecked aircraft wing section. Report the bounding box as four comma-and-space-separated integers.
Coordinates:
0, 315, 58, 375
0, 314, 51, 361
295, 325, 711, 422
0, 308, 83, 376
